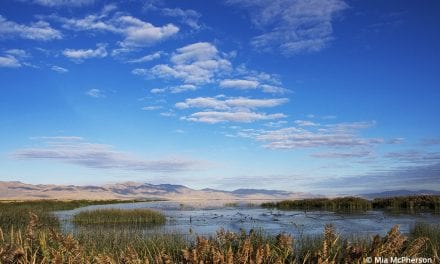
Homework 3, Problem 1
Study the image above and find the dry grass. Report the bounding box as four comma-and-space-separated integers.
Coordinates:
0, 213, 438, 264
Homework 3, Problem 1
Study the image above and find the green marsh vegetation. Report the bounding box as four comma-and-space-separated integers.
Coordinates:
73, 208, 166, 226
261, 197, 372, 212
0, 199, 143, 230
261, 195, 440, 212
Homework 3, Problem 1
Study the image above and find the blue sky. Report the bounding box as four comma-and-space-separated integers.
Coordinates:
0, 0, 439, 194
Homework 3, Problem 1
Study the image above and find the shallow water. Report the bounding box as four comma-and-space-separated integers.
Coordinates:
54, 201, 439, 237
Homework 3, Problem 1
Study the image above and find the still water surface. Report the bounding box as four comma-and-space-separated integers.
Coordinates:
54, 201, 439, 237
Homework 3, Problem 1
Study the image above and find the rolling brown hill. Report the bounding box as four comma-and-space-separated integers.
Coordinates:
0, 181, 314, 201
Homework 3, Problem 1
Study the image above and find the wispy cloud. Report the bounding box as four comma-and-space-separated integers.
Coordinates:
142, 105, 163, 111
161, 7, 202, 29
384, 150, 440, 164
226, 0, 348, 55
51, 65, 68, 73
311, 150, 372, 159
63, 44, 107, 62
13, 137, 203, 172
0, 15, 62, 41
421, 137, 440, 146
148, 84, 198, 94
0, 49, 31, 68
237, 121, 382, 149
314, 162, 440, 193
127, 51, 162, 63
85, 88, 105, 98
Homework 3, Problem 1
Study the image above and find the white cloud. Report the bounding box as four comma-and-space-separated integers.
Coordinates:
177, 96, 288, 124
0, 49, 31, 68
86, 88, 105, 98
175, 96, 288, 111
142, 106, 162, 111
127, 51, 162, 63
219, 79, 291, 94
0, 15, 62, 41
161, 7, 202, 29
140, 85, 194, 94
150, 42, 231, 84
13, 137, 201, 172
33, 0, 95, 7
132, 68, 149, 76
63, 44, 107, 61
183, 111, 286, 124
260, 84, 290, 94
219, 79, 259, 89
58, 9, 179, 48
170, 84, 197, 93
51, 65, 68, 73
5, 49, 30, 58
311, 150, 372, 158
116, 15, 179, 47
150, 88, 167, 94
226, 0, 348, 55
0, 55, 21, 68
237, 120, 382, 149
294, 120, 319, 127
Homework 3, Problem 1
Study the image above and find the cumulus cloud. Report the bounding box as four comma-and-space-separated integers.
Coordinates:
219, 79, 259, 89
0, 15, 62, 41
182, 111, 286, 124
63, 44, 107, 62
176, 96, 288, 110
177, 96, 288, 123
170, 84, 197, 93
116, 15, 179, 47
226, 0, 348, 55
13, 137, 202, 172
32, 0, 95, 7
57, 8, 179, 47
0, 55, 21, 68
150, 42, 231, 84
51, 65, 68, 73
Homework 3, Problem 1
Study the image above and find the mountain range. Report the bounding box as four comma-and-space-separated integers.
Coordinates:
1, 181, 438, 201
0, 181, 315, 201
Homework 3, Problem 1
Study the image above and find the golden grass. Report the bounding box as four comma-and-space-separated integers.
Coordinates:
0, 213, 438, 264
